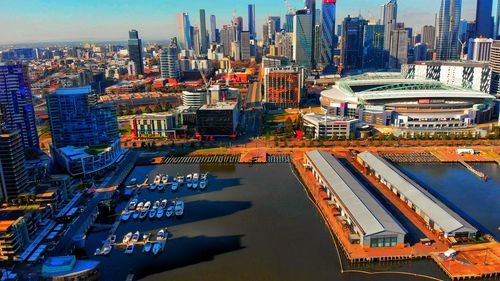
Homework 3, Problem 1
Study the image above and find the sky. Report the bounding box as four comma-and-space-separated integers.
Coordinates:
0, 0, 477, 44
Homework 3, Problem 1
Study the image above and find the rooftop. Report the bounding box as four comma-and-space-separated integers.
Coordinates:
0, 220, 17, 232
199, 102, 238, 111
54, 86, 91, 95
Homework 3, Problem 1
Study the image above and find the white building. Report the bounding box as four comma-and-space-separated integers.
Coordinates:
182, 90, 208, 108
303, 113, 358, 139
467, 38, 493, 62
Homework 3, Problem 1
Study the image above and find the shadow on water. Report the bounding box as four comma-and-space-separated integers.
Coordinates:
114, 200, 252, 237
338, 159, 426, 245
99, 234, 245, 281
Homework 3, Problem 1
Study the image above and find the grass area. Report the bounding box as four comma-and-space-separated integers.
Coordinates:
264, 112, 299, 125
85, 144, 110, 155
193, 147, 229, 154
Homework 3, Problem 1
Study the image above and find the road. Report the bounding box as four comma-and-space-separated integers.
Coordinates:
239, 81, 263, 140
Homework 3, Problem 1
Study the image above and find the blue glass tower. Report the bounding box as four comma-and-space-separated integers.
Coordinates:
436, 0, 462, 60
248, 4, 256, 39
128, 30, 144, 75
285, 14, 294, 33
320, 0, 337, 67
475, 0, 493, 38
0, 64, 39, 150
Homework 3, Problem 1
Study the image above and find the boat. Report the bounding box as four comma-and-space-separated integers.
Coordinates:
94, 248, 100, 256
171, 181, 178, 191
166, 206, 174, 218
152, 242, 162, 255
192, 173, 199, 189
143, 232, 151, 241
144, 201, 151, 210
129, 178, 137, 185
201, 173, 208, 181
122, 232, 133, 244
131, 231, 140, 243
149, 208, 157, 219
174, 201, 184, 217
124, 243, 135, 254
153, 201, 160, 209
160, 199, 168, 209
186, 174, 192, 188
128, 198, 138, 210
101, 244, 112, 255
177, 175, 184, 184
136, 202, 144, 211
143, 242, 152, 253
161, 175, 168, 184
193, 173, 199, 181
156, 229, 166, 240
153, 175, 161, 185
139, 209, 148, 220
132, 211, 140, 220
121, 211, 131, 221
149, 184, 156, 191
199, 179, 207, 190
108, 235, 116, 244
156, 208, 164, 218
158, 183, 164, 191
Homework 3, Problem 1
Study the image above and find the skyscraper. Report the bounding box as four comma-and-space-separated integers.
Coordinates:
199, 9, 208, 54
363, 24, 386, 69
341, 16, 367, 71
248, 4, 256, 39
320, 0, 337, 68
389, 29, 409, 69
305, 0, 317, 68
476, 0, 493, 38
210, 15, 217, 43
268, 16, 281, 41
128, 30, 144, 76
467, 38, 493, 61
436, 0, 462, 60
160, 40, 180, 80
240, 31, 251, 60
496, 1, 500, 38
0, 64, 39, 150
422, 25, 436, 49
220, 25, 235, 57
177, 13, 192, 50
293, 10, 314, 69
0, 129, 29, 200
382, 0, 397, 50
285, 13, 294, 33
489, 40, 500, 95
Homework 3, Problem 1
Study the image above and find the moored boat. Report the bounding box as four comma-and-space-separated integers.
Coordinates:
156, 229, 166, 240
144, 201, 151, 210
143, 242, 152, 253
152, 242, 161, 255
171, 181, 178, 191
122, 232, 133, 244
153, 201, 160, 209
121, 211, 131, 221
131, 231, 140, 243
129, 178, 137, 185
160, 199, 168, 209
153, 175, 161, 185
136, 202, 144, 210
161, 175, 168, 184
174, 201, 184, 217
166, 206, 174, 218
128, 198, 138, 210
139, 209, 148, 220
102, 245, 112, 255
177, 175, 184, 184
124, 243, 134, 254
149, 208, 157, 219
132, 211, 140, 220
156, 208, 164, 219
158, 183, 164, 191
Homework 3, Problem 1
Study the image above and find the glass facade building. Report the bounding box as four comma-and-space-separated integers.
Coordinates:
320, 0, 337, 67
293, 10, 314, 69
475, 0, 493, 38
248, 4, 256, 39
127, 30, 144, 76
436, 0, 462, 60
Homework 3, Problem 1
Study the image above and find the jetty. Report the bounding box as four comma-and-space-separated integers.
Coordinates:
458, 160, 488, 180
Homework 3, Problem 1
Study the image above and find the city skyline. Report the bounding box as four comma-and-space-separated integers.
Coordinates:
0, 0, 476, 44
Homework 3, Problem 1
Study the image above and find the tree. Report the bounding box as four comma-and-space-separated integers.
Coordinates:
154, 104, 164, 113
135, 109, 143, 115
144, 106, 153, 114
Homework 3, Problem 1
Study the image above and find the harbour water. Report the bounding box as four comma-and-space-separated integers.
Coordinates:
83, 162, 500, 281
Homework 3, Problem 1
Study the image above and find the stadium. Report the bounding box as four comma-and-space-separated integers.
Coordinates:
320, 74, 496, 131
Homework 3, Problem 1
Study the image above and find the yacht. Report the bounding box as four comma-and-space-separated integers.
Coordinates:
131, 231, 140, 243
108, 235, 116, 244
153, 175, 161, 185
101, 245, 112, 255
177, 175, 184, 184
186, 174, 193, 188
139, 209, 148, 220
157, 183, 165, 191
128, 198, 138, 210
122, 232, 133, 244
144, 201, 151, 210
171, 181, 179, 191
143, 232, 151, 241
132, 211, 140, 220
129, 178, 137, 185
136, 202, 144, 211
149, 184, 156, 191
148, 208, 157, 219
166, 206, 174, 218
161, 175, 168, 184
143, 242, 152, 253
156, 229, 166, 240
121, 211, 131, 221
156, 208, 164, 219
192, 173, 199, 189
124, 244, 135, 254
199, 179, 207, 190
152, 242, 161, 255
153, 201, 160, 209
174, 201, 184, 217
160, 199, 168, 209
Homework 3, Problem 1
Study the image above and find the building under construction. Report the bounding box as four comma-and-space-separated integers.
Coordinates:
263, 66, 306, 109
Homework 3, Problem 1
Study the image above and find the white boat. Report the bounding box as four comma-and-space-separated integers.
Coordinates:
143, 242, 152, 253
128, 198, 138, 210
192, 173, 199, 189
122, 232, 133, 244
160, 199, 168, 209
153, 201, 160, 209
149, 209, 157, 219
143, 233, 151, 241
156, 208, 164, 218
130, 178, 137, 185
124, 243, 135, 254
132, 211, 140, 220
158, 183, 165, 191
193, 173, 199, 180
161, 175, 168, 184
166, 206, 174, 218
156, 229, 166, 240
177, 176, 184, 184
101, 245, 112, 255
174, 201, 184, 217
108, 235, 116, 244
121, 211, 131, 221
152, 242, 162, 255
144, 201, 151, 210
199, 179, 207, 190
139, 209, 148, 220
153, 175, 161, 185
186, 174, 192, 184
131, 231, 140, 243
171, 181, 178, 191
136, 202, 144, 211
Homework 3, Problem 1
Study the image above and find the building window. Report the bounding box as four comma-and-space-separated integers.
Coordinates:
370, 237, 397, 247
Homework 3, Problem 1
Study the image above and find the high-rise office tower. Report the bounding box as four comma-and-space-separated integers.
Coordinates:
240, 31, 251, 60
128, 30, 144, 76
363, 24, 386, 69
221, 26, 235, 57
263, 23, 270, 45
210, 15, 217, 43
320, 0, 337, 68
234, 16, 243, 42
314, 24, 322, 67
496, 1, 500, 38
199, 9, 208, 54
0, 64, 39, 150
341, 16, 368, 71
0, 129, 29, 200
382, 0, 397, 50
293, 10, 314, 69
285, 13, 294, 33
389, 29, 408, 69
160, 39, 181, 80
468, 38, 493, 61
305, 0, 317, 68
475, 0, 493, 38
436, 0, 462, 60
421, 25, 436, 49
489, 40, 500, 95
248, 4, 256, 39
192, 26, 201, 55
177, 13, 192, 50
268, 16, 281, 42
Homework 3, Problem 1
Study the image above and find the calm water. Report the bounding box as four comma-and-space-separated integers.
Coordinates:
398, 163, 500, 241
83, 163, 500, 281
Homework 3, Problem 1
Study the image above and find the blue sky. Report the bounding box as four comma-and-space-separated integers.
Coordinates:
0, 0, 476, 44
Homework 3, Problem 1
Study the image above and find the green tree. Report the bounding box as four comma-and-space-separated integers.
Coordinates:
144, 106, 153, 114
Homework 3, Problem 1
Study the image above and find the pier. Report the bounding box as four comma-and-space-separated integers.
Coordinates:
458, 160, 488, 180
162, 154, 240, 164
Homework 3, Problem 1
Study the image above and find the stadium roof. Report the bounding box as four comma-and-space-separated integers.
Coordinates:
357, 152, 477, 235
306, 150, 406, 237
